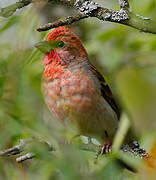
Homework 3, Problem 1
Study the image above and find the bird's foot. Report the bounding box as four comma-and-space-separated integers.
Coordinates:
94, 141, 111, 163
101, 143, 111, 154
101, 131, 111, 155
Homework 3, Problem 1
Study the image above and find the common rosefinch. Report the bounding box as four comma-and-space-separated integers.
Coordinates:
35, 26, 120, 152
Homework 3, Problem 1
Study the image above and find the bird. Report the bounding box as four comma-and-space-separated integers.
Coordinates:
35, 26, 120, 153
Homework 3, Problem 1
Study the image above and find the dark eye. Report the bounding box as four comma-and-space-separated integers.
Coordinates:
58, 41, 65, 48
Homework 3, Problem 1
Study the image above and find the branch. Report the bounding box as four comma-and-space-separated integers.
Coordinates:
0, 0, 31, 18
1, 0, 156, 34
37, 13, 87, 31
0, 138, 149, 163
39, 0, 156, 34
121, 141, 149, 158
0, 139, 25, 156
0, 138, 53, 163
16, 152, 35, 162
118, 0, 130, 9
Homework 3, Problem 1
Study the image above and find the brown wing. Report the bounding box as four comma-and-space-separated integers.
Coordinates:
90, 65, 120, 119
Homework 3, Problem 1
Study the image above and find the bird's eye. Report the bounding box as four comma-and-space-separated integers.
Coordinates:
58, 41, 65, 48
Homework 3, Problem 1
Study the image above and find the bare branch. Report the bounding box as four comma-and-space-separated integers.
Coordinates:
0, 138, 53, 162
37, 13, 86, 31
0, 0, 31, 18
0, 139, 25, 156
16, 152, 35, 162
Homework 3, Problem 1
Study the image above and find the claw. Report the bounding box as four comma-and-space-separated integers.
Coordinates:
101, 131, 111, 154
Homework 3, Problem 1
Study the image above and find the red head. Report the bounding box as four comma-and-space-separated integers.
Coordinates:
46, 26, 73, 41
35, 26, 88, 79
38, 26, 88, 66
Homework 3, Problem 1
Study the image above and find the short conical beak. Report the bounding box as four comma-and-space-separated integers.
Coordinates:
35, 40, 58, 54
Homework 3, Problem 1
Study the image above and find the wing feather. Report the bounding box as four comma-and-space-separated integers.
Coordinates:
90, 65, 120, 119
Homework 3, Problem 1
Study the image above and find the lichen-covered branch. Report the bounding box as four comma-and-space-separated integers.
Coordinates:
1, 0, 156, 34
121, 12, 156, 33
118, 0, 130, 9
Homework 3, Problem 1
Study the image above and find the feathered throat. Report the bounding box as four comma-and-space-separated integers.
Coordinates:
43, 50, 65, 80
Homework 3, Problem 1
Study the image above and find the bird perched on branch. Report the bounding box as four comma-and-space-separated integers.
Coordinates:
35, 26, 120, 153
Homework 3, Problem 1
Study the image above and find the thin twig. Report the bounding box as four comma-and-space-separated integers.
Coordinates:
37, 13, 86, 31
0, 138, 53, 162
16, 152, 35, 162
0, 139, 25, 156
0, 0, 31, 18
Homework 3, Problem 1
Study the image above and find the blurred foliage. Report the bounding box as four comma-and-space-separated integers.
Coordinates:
0, 0, 156, 179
